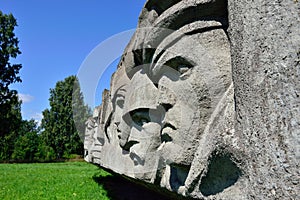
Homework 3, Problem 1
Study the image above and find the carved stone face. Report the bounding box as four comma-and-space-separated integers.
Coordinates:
149, 29, 231, 167
119, 69, 164, 180
117, 28, 231, 184
98, 68, 135, 173
84, 117, 96, 162
84, 0, 239, 196
89, 107, 103, 163
110, 67, 131, 140
107, 85, 127, 143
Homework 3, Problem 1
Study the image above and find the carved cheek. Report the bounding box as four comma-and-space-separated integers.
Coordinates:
118, 119, 131, 146
128, 122, 156, 141
129, 123, 162, 155
142, 122, 162, 147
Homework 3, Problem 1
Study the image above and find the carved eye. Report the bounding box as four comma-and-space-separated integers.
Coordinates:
130, 108, 151, 127
164, 56, 193, 75
177, 65, 191, 74
116, 96, 124, 109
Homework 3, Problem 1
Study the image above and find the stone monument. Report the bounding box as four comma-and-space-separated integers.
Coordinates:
84, 0, 299, 199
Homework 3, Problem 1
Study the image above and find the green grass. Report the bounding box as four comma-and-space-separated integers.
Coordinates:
0, 162, 111, 200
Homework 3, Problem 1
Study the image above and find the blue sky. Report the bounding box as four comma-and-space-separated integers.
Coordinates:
0, 0, 145, 123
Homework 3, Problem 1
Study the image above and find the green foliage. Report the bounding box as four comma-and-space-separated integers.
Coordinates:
72, 78, 92, 141
0, 11, 23, 161
0, 11, 22, 97
0, 102, 22, 160
12, 131, 39, 161
63, 153, 79, 159
10, 120, 41, 162
0, 162, 111, 200
0, 11, 91, 162
41, 75, 91, 159
34, 142, 56, 162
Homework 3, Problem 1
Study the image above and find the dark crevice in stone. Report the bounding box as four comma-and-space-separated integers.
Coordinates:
145, 0, 182, 16
128, 48, 155, 78
161, 122, 176, 143
133, 49, 144, 67
152, 49, 166, 68
163, 122, 177, 131
161, 103, 173, 112
170, 164, 191, 192
104, 113, 112, 143
199, 152, 242, 196
161, 133, 173, 143
154, 158, 166, 185
144, 48, 156, 64
158, 0, 228, 31
164, 56, 194, 74
122, 140, 139, 152
130, 108, 151, 127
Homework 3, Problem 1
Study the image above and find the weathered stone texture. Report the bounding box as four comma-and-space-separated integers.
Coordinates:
229, 0, 300, 199
83, 0, 299, 199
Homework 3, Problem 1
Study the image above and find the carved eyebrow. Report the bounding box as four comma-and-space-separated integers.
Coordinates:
153, 0, 228, 30
112, 86, 127, 112
115, 89, 126, 98
152, 36, 183, 66
150, 25, 224, 69
112, 86, 126, 101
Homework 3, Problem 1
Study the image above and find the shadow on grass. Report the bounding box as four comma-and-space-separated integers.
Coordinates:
93, 170, 175, 200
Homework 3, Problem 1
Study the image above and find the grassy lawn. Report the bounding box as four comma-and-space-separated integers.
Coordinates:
0, 162, 111, 200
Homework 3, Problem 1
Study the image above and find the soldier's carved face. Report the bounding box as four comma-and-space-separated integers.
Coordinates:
117, 28, 231, 184
147, 29, 231, 168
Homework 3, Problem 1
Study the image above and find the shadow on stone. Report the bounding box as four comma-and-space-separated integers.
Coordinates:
199, 153, 242, 196
93, 170, 174, 200
170, 165, 190, 192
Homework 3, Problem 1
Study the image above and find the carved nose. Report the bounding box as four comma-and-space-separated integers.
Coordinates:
117, 128, 129, 149
114, 121, 121, 138
119, 130, 139, 151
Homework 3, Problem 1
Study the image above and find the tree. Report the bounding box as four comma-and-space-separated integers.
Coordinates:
0, 11, 22, 160
40, 76, 90, 159
12, 120, 39, 161
72, 77, 92, 141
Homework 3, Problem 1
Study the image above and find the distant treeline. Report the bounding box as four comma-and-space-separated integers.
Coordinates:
0, 11, 90, 162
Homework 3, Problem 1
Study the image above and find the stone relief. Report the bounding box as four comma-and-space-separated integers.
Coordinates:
84, 0, 247, 198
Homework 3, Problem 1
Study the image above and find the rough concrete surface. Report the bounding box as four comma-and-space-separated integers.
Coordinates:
229, 0, 300, 199
83, 0, 299, 199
